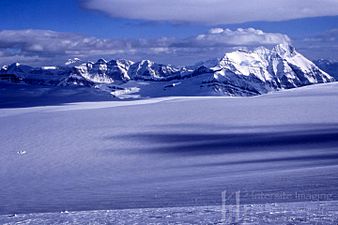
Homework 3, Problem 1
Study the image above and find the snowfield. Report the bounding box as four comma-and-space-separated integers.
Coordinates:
0, 82, 338, 224
1, 201, 338, 225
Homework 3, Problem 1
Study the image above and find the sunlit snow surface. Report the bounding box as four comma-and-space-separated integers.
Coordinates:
1, 82, 338, 224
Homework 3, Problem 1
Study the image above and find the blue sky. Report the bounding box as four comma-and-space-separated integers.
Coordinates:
0, 0, 338, 66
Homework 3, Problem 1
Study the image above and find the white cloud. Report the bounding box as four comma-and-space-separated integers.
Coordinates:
192, 28, 291, 46
294, 29, 338, 60
82, 0, 338, 24
304, 29, 338, 43
2, 28, 336, 66
0, 28, 291, 66
208, 28, 225, 34
0, 29, 173, 65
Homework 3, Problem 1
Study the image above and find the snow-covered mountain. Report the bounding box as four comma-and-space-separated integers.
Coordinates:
70, 59, 133, 84
0, 63, 72, 85
196, 44, 334, 95
65, 58, 83, 67
0, 44, 335, 98
128, 60, 183, 81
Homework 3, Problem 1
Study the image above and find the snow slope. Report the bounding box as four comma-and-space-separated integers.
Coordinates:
0, 82, 338, 217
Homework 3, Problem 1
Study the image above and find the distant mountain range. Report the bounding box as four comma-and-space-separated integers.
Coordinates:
313, 59, 338, 80
0, 44, 335, 99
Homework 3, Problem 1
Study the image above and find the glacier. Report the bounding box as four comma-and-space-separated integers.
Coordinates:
0, 82, 338, 218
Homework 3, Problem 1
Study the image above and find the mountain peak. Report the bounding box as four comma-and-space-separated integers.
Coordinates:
1, 65, 8, 71
272, 43, 296, 57
139, 60, 154, 66
65, 58, 81, 65
253, 46, 271, 56
8, 62, 21, 68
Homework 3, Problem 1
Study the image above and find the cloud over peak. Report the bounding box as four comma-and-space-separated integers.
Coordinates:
2, 27, 337, 66
194, 28, 291, 46
82, 0, 338, 24
0, 28, 292, 66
